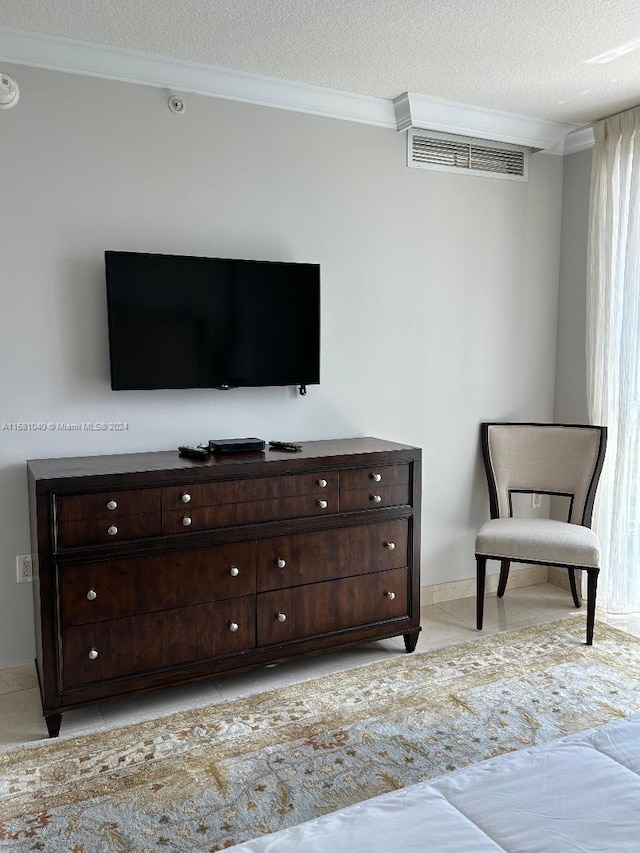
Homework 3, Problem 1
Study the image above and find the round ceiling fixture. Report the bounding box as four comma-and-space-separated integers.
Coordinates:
0, 72, 19, 109
168, 94, 186, 115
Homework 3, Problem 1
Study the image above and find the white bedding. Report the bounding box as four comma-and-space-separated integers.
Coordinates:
229, 713, 640, 852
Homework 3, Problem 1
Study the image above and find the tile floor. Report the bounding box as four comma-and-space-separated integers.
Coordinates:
1, 582, 639, 749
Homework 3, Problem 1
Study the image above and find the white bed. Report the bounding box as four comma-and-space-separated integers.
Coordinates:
229, 713, 640, 852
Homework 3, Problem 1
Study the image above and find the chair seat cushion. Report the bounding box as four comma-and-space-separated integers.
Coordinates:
475, 518, 600, 568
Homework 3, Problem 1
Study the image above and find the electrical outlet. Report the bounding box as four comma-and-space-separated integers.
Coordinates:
16, 554, 33, 583
531, 493, 542, 509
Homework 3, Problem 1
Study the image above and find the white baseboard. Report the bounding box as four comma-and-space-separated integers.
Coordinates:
421, 564, 549, 606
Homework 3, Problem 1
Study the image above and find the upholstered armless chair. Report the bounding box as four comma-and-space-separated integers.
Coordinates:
475, 423, 607, 645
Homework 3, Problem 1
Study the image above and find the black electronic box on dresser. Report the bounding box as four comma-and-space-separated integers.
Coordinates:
27, 437, 422, 737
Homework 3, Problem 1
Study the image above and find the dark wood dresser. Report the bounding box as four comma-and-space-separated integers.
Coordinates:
27, 437, 422, 736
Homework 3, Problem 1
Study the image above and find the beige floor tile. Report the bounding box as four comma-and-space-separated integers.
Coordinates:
602, 613, 640, 639
416, 604, 478, 651
508, 581, 569, 601
214, 639, 404, 701
436, 583, 582, 633
500, 584, 589, 634
0, 663, 38, 696
58, 704, 106, 739
99, 678, 226, 728
436, 592, 539, 631
0, 688, 106, 744
620, 622, 640, 638
507, 582, 580, 612
0, 687, 48, 745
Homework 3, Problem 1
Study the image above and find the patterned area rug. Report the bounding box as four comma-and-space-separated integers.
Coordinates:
2, 618, 640, 851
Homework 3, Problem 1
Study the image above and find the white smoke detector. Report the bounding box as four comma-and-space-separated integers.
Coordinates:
168, 94, 186, 115
0, 72, 19, 109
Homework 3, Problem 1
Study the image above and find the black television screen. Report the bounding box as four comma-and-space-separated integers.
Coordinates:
105, 251, 320, 390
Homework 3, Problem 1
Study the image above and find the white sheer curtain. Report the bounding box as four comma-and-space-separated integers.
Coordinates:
587, 105, 640, 614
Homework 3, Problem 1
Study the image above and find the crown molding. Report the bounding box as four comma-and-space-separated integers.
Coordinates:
0, 26, 580, 153
394, 92, 577, 151
0, 26, 397, 128
562, 125, 595, 155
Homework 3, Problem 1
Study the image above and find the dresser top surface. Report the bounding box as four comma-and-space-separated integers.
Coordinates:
28, 437, 420, 492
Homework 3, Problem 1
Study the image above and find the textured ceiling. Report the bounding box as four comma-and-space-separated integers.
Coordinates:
1, 0, 640, 124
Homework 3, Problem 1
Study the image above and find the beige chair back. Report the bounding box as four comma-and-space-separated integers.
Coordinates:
482, 423, 607, 526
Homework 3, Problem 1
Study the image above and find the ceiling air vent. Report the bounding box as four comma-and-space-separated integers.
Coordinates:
408, 129, 528, 182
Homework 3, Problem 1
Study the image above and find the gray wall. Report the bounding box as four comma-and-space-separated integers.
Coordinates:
554, 148, 593, 424
0, 64, 564, 666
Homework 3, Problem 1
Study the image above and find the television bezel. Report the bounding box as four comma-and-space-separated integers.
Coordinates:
105, 250, 321, 392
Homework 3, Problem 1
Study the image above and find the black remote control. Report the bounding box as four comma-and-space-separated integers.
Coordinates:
178, 445, 210, 459
269, 441, 303, 452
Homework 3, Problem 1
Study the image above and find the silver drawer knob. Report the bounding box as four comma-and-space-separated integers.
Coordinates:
371, 473, 382, 482
276, 558, 287, 568
182, 517, 192, 527
371, 495, 382, 504
229, 622, 239, 632
317, 499, 328, 509
229, 566, 240, 577
386, 591, 396, 600
384, 542, 396, 551
106, 500, 117, 511
86, 589, 97, 601
107, 525, 118, 536
277, 612, 287, 622
317, 478, 328, 488
181, 493, 192, 504
88, 648, 99, 660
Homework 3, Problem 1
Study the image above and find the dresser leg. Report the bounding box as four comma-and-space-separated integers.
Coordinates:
403, 628, 421, 653
45, 713, 62, 738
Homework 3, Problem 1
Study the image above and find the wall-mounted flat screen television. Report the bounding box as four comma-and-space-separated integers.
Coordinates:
105, 251, 320, 391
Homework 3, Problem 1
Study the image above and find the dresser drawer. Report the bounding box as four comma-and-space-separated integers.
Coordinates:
162, 472, 337, 510
56, 488, 160, 522
257, 567, 408, 646
62, 596, 256, 687
339, 484, 410, 512
163, 490, 338, 534
257, 519, 408, 592
340, 464, 410, 492
60, 541, 257, 626
57, 512, 161, 548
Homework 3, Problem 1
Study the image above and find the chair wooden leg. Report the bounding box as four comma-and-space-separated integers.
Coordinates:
476, 556, 487, 630
568, 568, 581, 608
497, 559, 510, 598
585, 568, 599, 646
